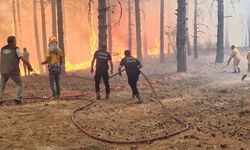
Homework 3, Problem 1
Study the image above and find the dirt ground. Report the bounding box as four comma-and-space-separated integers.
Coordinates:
0, 50, 250, 150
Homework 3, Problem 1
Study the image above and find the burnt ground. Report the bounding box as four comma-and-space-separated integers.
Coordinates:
0, 50, 249, 150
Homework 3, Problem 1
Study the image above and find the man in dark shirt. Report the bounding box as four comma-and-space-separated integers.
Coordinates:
0, 36, 33, 105
118, 50, 143, 104
91, 43, 113, 100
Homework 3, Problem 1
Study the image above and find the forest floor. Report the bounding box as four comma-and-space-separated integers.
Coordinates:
0, 50, 250, 150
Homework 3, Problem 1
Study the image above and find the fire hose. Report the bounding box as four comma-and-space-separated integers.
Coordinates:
71, 70, 190, 144
3, 68, 191, 144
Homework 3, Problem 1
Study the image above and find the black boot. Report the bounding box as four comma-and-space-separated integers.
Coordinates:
0, 99, 4, 105
242, 74, 247, 81
14, 97, 23, 105
238, 68, 241, 73
105, 93, 109, 99
132, 93, 135, 98
96, 92, 101, 100
135, 94, 143, 104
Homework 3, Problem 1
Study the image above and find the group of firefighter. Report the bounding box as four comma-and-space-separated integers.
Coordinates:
0, 36, 143, 105
1, 34, 250, 105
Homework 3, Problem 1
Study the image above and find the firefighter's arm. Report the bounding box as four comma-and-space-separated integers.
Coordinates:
91, 57, 95, 74
41, 57, 50, 65
139, 64, 143, 69
118, 65, 123, 76
42, 50, 51, 65
109, 59, 113, 74
21, 57, 33, 71
228, 54, 234, 64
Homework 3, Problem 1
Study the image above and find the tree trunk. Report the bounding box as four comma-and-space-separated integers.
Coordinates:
12, 0, 17, 36
160, 0, 164, 63
40, 0, 47, 60
62, 0, 68, 55
176, 0, 187, 72
98, 0, 107, 50
51, 0, 57, 37
160, 0, 164, 62
33, 0, 44, 73
57, 0, 66, 73
142, 1, 148, 57
16, 0, 23, 45
135, 0, 142, 61
128, 0, 132, 52
186, 0, 191, 56
193, 0, 198, 59
107, 0, 112, 53
215, 0, 224, 63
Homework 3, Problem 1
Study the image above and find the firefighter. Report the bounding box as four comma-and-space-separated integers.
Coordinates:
242, 50, 250, 81
118, 50, 143, 104
23, 47, 30, 76
41, 36, 63, 100
0, 36, 33, 105
227, 45, 241, 73
91, 43, 113, 100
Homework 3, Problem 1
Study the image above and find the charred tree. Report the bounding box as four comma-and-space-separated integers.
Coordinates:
62, 0, 68, 55
12, 0, 17, 36
57, 0, 66, 73
51, 0, 57, 37
193, 0, 198, 59
176, 0, 187, 72
33, 0, 44, 73
128, 0, 132, 52
135, 0, 142, 61
107, 0, 112, 53
40, 0, 47, 60
160, 0, 164, 62
215, 0, 224, 63
186, 0, 191, 56
16, 0, 23, 44
98, 0, 107, 50
142, 1, 148, 57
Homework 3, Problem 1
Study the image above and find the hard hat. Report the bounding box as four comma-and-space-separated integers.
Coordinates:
49, 36, 57, 43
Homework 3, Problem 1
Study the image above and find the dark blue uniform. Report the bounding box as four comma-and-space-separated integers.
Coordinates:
94, 50, 112, 94
120, 56, 141, 96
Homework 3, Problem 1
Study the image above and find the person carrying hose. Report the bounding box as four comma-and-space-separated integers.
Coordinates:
0, 36, 33, 105
91, 42, 113, 100
227, 45, 241, 73
118, 50, 143, 104
41, 36, 63, 100
242, 50, 250, 81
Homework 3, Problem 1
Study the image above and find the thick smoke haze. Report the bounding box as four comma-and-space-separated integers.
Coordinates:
0, 0, 249, 71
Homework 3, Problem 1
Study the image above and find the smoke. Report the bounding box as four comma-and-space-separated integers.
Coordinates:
0, 0, 248, 72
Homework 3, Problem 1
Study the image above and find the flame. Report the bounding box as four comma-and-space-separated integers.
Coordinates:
65, 60, 90, 72
148, 40, 160, 57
